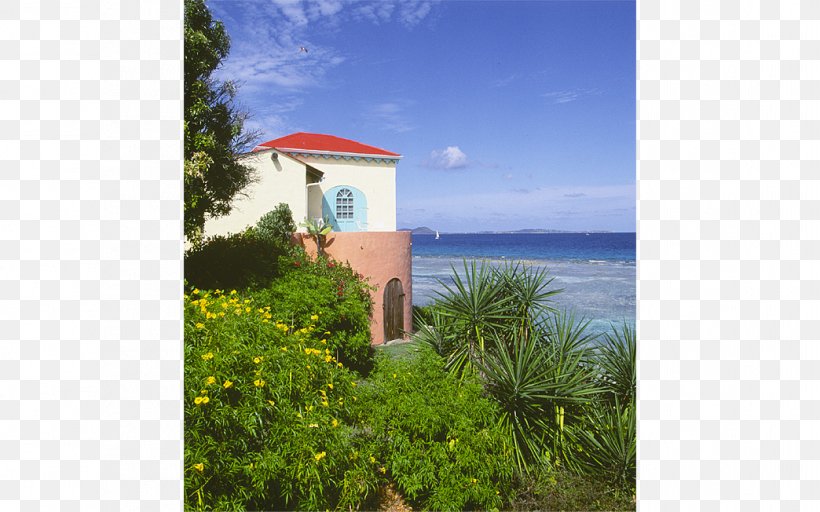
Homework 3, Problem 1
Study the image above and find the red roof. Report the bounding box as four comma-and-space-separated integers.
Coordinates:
253, 132, 401, 158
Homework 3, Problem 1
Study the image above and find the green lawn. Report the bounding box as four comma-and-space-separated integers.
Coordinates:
375, 339, 423, 360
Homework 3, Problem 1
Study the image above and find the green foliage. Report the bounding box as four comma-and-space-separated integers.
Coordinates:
255, 203, 297, 248
300, 217, 333, 256
184, 0, 258, 242
351, 349, 515, 511
564, 397, 636, 488
594, 322, 636, 405
184, 288, 379, 511
184, 229, 284, 291
509, 466, 635, 511
417, 259, 635, 486
253, 254, 374, 371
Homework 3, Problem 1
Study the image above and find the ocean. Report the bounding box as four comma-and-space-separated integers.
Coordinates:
410, 232, 636, 335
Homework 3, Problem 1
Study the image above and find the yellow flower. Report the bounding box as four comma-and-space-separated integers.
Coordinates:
314, 451, 326, 462
370, 456, 376, 463
308, 423, 319, 428
324, 355, 332, 363
267, 400, 275, 406
379, 466, 386, 474
321, 339, 327, 345
245, 307, 251, 313
331, 418, 339, 428
337, 362, 343, 368
254, 379, 265, 388
304, 348, 311, 355
200, 389, 208, 395
253, 357, 262, 364
194, 396, 209, 406
206, 376, 216, 385
321, 400, 329, 408
310, 314, 319, 321
471, 478, 477, 484
192, 289, 200, 295
230, 290, 237, 295
195, 323, 205, 329
223, 380, 233, 389
280, 346, 288, 352
327, 383, 333, 390
392, 373, 397, 379
351, 382, 357, 387
201, 352, 214, 361
218, 312, 225, 317
202, 396, 209, 404
193, 463, 204, 472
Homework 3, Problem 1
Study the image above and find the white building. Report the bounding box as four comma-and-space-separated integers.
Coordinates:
203, 132, 402, 236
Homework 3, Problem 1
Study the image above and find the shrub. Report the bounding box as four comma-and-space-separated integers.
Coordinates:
184, 288, 378, 511
351, 348, 515, 511
253, 254, 374, 371
184, 229, 283, 291
255, 203, 297, 247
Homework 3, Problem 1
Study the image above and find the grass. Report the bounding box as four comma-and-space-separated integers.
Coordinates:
374, 338, 424, 361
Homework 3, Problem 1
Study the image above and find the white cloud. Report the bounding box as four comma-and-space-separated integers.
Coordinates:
428, 146, 468, 169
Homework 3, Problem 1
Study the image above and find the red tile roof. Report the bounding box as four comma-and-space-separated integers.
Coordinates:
253, 132, 401, 158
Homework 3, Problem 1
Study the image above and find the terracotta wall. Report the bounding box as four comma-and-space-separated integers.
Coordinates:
293, 231, 413, 345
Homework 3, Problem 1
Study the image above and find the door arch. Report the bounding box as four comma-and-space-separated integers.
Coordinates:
383, 278, 404, 342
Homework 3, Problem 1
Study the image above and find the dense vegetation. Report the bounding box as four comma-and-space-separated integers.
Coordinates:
184, 214, 635, 510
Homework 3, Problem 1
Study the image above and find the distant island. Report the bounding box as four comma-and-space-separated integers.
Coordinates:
399, 227, 613, 234
398, 226, 436, 235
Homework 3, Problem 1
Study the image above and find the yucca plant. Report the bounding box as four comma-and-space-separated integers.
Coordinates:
494, 262, 562, 340
563, 396, 636, 488
594, 322, 636, 404
433, 260, 514, 372
479, 328, 601, 473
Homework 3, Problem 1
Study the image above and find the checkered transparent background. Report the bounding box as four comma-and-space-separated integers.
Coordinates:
0, 1, 183, 510
1, 0, 818, 509
637, 0, 820, 510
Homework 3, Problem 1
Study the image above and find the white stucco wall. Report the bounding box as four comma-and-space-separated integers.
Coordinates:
304, 157, 398, 232
203, 150, 308, 238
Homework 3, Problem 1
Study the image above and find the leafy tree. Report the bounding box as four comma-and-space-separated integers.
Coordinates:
184, 0, 259, 244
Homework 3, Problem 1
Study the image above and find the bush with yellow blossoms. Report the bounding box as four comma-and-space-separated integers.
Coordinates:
184, 285, 378, 511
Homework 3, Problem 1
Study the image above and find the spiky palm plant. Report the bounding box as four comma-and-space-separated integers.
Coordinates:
494, 262, 562, 340
564, 396, 636, 488
594, 322, 636, 404
433, 260, 514, 372
480, 328, 602, 473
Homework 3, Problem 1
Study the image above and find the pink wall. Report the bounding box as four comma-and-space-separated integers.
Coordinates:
293, 231, 413, 346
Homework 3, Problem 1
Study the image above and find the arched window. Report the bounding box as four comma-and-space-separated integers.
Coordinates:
336, 188, 354, 220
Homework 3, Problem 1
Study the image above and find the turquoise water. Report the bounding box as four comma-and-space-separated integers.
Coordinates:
411, 233, 636, 335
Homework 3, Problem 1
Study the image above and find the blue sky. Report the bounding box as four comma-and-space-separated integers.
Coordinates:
209, 0, 636, 232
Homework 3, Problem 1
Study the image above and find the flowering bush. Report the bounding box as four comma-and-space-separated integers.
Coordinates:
351, 348, 515, 510
253, 253, 374, 371
184, 288, 378, 511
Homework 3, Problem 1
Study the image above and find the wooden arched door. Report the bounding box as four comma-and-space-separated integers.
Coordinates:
383, 278, 404, 342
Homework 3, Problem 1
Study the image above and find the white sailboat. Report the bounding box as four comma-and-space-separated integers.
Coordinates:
435, 230, 440, 240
